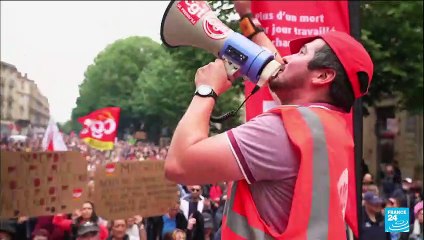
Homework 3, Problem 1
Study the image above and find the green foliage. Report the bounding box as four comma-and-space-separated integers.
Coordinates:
360, 1, 423, 113
70, 1, 242, 141
71, 36, 166, 134
57, 121, 73, 134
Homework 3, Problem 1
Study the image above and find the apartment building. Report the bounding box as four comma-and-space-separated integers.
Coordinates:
0, 61, 50, 136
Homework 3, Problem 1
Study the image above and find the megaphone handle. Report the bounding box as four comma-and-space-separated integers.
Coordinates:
223, 59, 241, 82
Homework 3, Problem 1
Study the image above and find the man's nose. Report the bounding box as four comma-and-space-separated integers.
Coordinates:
281, 56, 290, 64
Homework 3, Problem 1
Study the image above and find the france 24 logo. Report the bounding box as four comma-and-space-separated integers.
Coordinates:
385, 208, 410, 232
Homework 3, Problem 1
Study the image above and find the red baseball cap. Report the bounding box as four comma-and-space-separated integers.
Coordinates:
289, 31, 374, 98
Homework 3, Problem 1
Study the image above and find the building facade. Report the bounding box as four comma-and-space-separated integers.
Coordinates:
363, 99, 423, 181
1, 61, 50, 136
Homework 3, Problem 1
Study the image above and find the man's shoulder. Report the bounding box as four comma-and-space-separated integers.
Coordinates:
227, 112, 286, 148
181, 195, 191, 202
243, 112, 284, 128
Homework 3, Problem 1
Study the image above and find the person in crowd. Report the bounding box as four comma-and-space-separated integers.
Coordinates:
125, 216, 146, 240
162, 232, 173, 240
171, 229, 186, 240
76, 221, 100, 240
32, 215, 68, 240
208, 183, 223, 209
393, 178, 415, 207
366, 184, 380, 196
382, 164, 401, 198
202, 212, 214, 240
0, 219, 15, 240
363, 173, 375, 192
410, 201, 423, 240
180, 185, 205, 221
32, 229, 50, 240
392, 160, 402, 184
384, 197, 410, 240
53, 201, 108, 240
186, 211, 205, 240
14, 216, 37, 240
177, 184, 190, 199
385, 197, 401, 208
106, 219, 133, 240
125, 217, 137, 240
362, 191, 386, 239
146, 201, 190, 240
411, 181, 423, 204
393, 177, 417, 224
363, 173, 374, 185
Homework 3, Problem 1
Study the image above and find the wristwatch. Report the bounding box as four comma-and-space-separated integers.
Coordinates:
194, 85, 218, 101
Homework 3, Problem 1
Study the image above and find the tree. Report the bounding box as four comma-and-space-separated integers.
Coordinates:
69, 1, 243, 141
58, 120, 73, 134
131, 49, 242, 133
70, 36, 166, 135
360, 1, 423, 113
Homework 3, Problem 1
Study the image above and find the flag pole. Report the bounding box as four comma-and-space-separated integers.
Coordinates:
348, 1, 363, 239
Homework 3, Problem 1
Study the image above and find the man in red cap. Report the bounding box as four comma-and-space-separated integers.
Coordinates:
164, 2, 374, 239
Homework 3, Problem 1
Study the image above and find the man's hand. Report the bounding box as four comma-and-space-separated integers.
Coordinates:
194, 59, 232, 96
72, 209, 81, 220
187, 214, 197, 230
17, 216, 29, 224
134, 215, 143, 225
234, 1, 252, 17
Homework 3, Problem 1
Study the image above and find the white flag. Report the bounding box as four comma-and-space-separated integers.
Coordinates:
42, 118, 68, 151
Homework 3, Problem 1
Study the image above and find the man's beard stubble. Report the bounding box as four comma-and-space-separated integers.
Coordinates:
269, 74, 307, 92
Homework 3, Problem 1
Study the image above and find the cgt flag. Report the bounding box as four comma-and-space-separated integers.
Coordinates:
78, 107, 120, 151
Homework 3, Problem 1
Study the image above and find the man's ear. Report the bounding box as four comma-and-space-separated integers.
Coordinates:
311, 68, 336, 86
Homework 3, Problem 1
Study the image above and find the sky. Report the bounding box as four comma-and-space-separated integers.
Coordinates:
1, 1, 170, 123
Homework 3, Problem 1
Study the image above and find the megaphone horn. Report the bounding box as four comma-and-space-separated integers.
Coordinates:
160, 0, 282, 87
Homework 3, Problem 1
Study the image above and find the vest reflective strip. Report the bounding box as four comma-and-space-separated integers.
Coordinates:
224, 182, 275, 240
223, 107, 331, 239
298, 107, 330, 239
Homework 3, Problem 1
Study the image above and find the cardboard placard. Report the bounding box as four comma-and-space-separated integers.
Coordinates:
94, 160, 178, 220
134, 131, 147, 140
0, 151, 88, 218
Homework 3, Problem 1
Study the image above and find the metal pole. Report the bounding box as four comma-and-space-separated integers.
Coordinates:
348, 1, 363, 240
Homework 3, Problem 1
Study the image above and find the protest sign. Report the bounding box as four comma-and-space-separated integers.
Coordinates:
94, 160, 178, 220
134, 131, 147, 140
0, 151, 88, 218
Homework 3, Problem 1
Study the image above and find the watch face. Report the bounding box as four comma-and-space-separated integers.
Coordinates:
197, 85, 212, 96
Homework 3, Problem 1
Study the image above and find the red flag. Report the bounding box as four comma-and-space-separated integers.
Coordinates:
78, 107, 120, 151
47, 131, 54, 151
249, 1, 357, 236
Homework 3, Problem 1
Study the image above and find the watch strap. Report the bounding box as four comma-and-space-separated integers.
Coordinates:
195, 87, 218, 101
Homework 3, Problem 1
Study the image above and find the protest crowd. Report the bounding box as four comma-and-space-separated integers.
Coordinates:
1, 0, 423, 238
0, 134, 228, 240
361, 161, 423, 239
0, 133, 422, 240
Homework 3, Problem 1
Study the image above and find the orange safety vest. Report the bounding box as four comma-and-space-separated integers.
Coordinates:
221, 106, 352, 240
